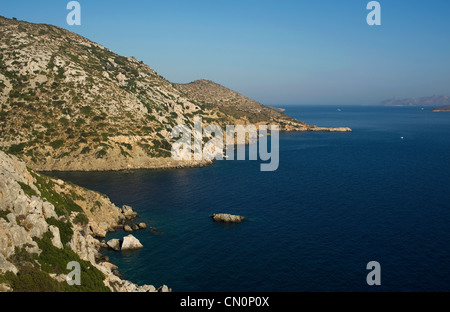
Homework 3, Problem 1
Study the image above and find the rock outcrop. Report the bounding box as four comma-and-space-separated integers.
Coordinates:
0, 150, 165, 292
212, 213, 245, 223
106, 239, 121, 251
106, 235, 144, 251
121, 235, 144, 251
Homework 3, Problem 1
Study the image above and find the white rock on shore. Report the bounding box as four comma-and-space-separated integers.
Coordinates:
106, 238, 121, 251
121, 234, 144, 250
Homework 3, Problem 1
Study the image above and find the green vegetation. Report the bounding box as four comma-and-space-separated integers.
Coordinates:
30, 171, 83, 217
50, 139, 64, 149
0, 209, 12, 221
17, 181, 37, 197
80, 146, 90, 154
7, 142, 27, 155
0, 232, 110, 292
0, 265, 66, 292
73, 212, 89, 226
119, 146, 131, 158
37, 232, 110, 292
95, 148, 107, 159
46, 217, 73, 245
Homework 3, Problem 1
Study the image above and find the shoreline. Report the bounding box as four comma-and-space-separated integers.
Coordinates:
26, 127, 351, 173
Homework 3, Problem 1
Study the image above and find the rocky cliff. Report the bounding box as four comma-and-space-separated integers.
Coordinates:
0, 150, 168, 292
0, 16, 350, 172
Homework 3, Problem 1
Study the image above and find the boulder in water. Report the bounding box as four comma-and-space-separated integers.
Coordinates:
212, 213, 245, 223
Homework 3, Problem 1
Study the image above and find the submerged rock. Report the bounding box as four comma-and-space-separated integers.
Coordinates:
150, 227, 163, 234
212, 213, 245, 223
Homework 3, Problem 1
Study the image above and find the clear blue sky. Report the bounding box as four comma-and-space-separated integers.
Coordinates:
1, 0, 449, 105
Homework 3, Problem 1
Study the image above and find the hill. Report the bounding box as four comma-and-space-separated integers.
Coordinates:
0, 150, 168, 292
0, 16, 350, 171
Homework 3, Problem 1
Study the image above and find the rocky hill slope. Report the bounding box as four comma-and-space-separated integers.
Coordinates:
0, 150, 169, 292
0, 16, 350, 171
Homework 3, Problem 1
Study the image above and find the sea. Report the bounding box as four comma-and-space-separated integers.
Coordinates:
48, 105, 450, 292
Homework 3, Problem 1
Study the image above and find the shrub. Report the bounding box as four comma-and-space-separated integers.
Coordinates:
17, 181, 37, 197
31, 171, 83, 217
1, 265, 65, 292
46, 217, 73, 245
50, 139, 64, 149
80, 146, 90, 154
0, 209, 11, 221
95, 149, 107, 159
36, 232, 110, 292
8, 142, 27, 155
73, 212, 89, 226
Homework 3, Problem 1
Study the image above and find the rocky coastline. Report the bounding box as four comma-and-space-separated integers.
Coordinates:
0, 150, 170, 292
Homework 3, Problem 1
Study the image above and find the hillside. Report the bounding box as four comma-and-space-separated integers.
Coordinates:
0, 16, 350, 172
175, 79, 305, 128
0, 150, 169, 292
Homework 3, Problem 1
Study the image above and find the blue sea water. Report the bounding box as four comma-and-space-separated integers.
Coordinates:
49, 106, 450, 292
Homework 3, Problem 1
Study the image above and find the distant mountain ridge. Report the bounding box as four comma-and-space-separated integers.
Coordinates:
374, 95, 450, 107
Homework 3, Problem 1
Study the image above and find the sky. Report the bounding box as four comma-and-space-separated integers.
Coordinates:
1, 0, 450, 105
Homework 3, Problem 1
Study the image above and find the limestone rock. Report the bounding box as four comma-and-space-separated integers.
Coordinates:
49, 225, 63, 249
138, 222, 147, 229
121, 234, 143, 250
0, 254, 18, 274
106, 239, 121, 251
122, 205, 138, 220
0, 283, 13, 292
25, 214, 48, 238
157, 285, 171, 292
138, 285, 157, 292
0, 219, 35, 258
212, 213, 245, 223
42, 202, 58, 220
123, 225, 133, 232
131, 224, 140, 231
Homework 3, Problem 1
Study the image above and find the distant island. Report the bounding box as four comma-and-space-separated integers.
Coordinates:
432, 105, 450, 112
373, 95, 450, 107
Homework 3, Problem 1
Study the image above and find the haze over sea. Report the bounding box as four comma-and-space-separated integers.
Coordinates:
50, 105, 450, 292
